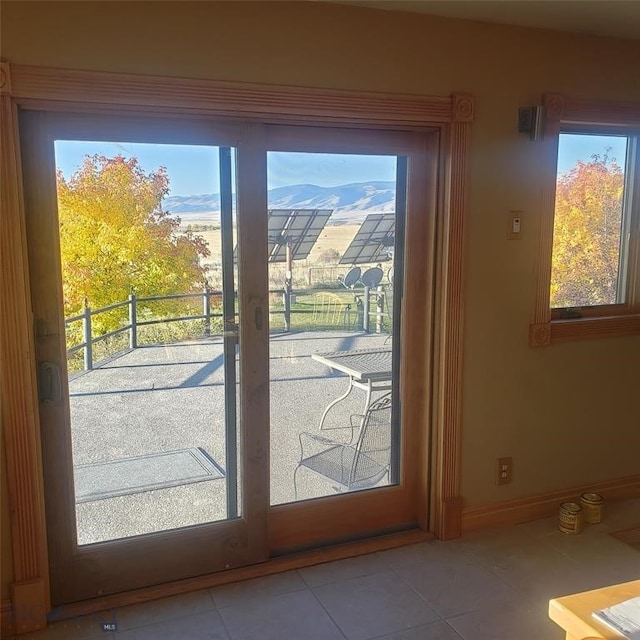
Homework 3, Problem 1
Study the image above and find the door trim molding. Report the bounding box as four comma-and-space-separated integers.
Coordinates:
0, 62, 50, 634
1, 60, 473, 622
10, 63, 454, 125
432, 104, 473, 539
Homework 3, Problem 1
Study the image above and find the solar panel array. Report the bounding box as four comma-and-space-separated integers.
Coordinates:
339, 213, 395, 265
267, 209, 333, 263
234, 209, 396, 266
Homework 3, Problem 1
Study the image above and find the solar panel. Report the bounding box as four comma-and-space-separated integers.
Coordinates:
233, 209, 332, 263
267, 209, 333, 263
339, 213, 395, 265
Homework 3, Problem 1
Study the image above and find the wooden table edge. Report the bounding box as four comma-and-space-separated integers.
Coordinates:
548, 579, 640, 640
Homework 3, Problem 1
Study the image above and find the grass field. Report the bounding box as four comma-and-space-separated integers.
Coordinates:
270, 286, 394, 333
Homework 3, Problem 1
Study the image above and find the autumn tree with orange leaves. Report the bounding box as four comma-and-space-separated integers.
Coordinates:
550, 152, 625, 308
57, 155, 209, 333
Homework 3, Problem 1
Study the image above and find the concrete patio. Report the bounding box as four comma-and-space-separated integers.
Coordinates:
69, 330, 391, 545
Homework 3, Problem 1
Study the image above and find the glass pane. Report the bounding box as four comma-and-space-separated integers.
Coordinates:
266, 151, 403, 505
551, 133, 629, 308
54, 141, 240, 544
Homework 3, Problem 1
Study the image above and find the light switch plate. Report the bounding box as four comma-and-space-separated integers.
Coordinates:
507, 210, 522, 240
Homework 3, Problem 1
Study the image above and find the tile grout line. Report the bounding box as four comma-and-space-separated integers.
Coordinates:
304, 581, 352, 640
110, 593, 219, 635
213, 604, 235, 640
307, 565, 453, 640
388, 565, 446, 620
295, 560, 390, 590
390, 546, 547, 624
210, 579, 343, 640
205, 587, 238, 640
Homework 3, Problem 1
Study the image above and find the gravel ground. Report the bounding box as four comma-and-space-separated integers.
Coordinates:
70, 330, 391, 544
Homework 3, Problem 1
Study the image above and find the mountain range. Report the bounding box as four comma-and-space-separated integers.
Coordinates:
163, 181, 396, 223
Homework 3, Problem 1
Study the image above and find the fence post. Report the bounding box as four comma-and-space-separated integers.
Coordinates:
203, 286, 211, 337
355, 295, 364, 330
284, 241, 293, 332
82, 300, 93, 371
363, 286, 371, 333
129, 291, 137, 349
283, 284, 292, 332
376, 286, 384, 334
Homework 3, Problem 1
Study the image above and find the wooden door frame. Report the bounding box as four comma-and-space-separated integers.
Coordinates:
0, 61, 473, 632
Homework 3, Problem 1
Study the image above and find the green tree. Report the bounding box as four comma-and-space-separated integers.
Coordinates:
550, 153, 625, 308
57, 155, 209, 333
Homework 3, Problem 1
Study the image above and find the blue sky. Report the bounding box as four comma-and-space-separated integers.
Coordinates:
557, 133, 627, 173
55, 141, 222, 196
54, 142, 397, 195
55, 135, 627, 197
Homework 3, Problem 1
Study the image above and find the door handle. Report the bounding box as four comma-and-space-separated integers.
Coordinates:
38, 361, 62, 404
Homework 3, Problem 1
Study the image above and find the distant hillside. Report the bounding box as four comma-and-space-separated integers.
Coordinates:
163, 193, 221, 214
163, 181, 396, 223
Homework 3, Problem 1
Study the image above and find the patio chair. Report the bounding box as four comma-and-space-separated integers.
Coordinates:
293, 392, 392, 499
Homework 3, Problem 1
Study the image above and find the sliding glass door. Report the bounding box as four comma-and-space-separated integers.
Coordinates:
264, 126, 431, 553
20, 111, 269, 604
21, 110, 436, 602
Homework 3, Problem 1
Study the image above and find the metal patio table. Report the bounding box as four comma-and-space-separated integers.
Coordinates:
311, 347, 392, 433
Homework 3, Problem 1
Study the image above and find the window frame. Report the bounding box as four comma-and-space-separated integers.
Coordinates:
530, 93, 640, 347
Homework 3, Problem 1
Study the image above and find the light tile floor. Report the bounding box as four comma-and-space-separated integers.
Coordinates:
14, 498, 640, 640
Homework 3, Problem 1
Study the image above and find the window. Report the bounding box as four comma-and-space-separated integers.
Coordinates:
530, 94, 640, 346
551, 131, 638, 316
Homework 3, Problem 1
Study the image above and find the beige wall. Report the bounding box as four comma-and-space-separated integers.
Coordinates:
1, 0, 639, 596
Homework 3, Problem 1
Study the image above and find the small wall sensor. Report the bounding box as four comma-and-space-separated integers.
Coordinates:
518, 106, 544, 140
